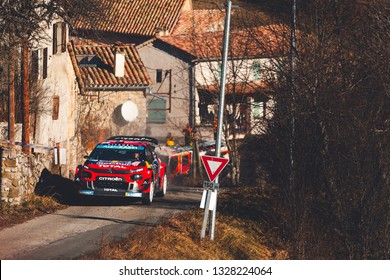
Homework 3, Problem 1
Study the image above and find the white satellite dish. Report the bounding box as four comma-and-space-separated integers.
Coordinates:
121, 101, 138, 122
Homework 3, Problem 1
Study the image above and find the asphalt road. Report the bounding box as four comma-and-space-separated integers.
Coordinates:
0, 185, 203, 260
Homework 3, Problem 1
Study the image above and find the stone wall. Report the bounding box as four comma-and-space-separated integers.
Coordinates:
0, 143, 53, 205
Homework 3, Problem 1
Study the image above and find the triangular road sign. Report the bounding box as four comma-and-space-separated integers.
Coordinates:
201, 155, 229, 182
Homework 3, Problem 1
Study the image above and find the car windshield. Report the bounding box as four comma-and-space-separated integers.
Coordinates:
89, 144, 145, 161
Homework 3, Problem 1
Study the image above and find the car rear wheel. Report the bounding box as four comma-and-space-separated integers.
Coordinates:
142, 182, 154, 205
156, 174, 167, 197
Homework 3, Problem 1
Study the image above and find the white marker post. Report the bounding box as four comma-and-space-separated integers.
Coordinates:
200, 155, 229, 240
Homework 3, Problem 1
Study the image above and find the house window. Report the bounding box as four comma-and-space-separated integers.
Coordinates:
147, 99, 166, 123
156, 69, 163, 83
52, 95, 59, 120
53, 22, 67, 55
253, 101, 266, 119
43, 48, 48, 79
253, 61, 261, 80
198, 90, 216, 124
31, 48, 48, 81
237, 104, 248, 132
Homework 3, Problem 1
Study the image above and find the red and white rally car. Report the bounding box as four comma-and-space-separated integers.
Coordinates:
75, 136, 167, 205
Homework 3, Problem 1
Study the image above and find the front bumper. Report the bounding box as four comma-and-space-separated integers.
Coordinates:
76, 179, 148, 198
79, 189, 143, 198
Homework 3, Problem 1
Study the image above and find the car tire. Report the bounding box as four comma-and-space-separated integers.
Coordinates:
142, 181, 154, 205
156, 174, 167, 198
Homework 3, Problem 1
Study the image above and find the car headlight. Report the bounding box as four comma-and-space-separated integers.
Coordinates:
131, 174, 143, 180
81, 170, 92, 179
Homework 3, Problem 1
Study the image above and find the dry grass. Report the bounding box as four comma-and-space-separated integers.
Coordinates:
0, 194, 66, 230
84, 186, 289, 260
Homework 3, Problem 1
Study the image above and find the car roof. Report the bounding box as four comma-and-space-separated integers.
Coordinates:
98, 140, 150, 147
107, 136, 158, 145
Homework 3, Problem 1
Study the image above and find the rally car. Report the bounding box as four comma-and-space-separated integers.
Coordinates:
75, 136, 167, 205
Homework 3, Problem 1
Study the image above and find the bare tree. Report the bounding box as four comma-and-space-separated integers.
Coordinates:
250, 0, 390, 259
187, 24, 290, 185
0, 0, 103, 149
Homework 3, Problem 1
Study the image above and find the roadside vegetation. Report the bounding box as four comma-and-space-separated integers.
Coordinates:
0, 194, 66, 231
82, 185, 289, 260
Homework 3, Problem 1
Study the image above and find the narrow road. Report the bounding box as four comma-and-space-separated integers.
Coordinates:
0, 185, 203, 260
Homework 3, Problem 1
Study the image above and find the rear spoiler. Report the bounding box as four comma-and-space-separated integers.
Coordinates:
107, 136, 159, 145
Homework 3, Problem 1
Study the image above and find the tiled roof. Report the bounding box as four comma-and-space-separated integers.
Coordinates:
158, 25, 290, 60
68, 43, 152, 91
73, 0, 188, 37
171, 9, 225, 35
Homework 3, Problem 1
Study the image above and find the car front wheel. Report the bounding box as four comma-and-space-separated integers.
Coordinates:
142, 181, 154, 205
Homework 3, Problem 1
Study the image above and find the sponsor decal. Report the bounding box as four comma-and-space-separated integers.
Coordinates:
125, 192, 142, 198
79, 190, 94, 195
103, 188, 119, 192
97, 164, 128, 169
95, 160, 135, 168
96, 144, 145, 150
97, 177, 124, 182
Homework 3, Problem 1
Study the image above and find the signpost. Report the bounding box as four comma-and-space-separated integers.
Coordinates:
199, 0, 234, 241
200, 155, 229, 240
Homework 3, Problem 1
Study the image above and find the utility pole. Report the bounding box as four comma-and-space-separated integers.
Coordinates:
289, 0, 297, 191
8, 39, 16, 145
22, 36, 30, 154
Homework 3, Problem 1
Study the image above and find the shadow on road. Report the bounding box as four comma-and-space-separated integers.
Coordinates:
34, 168, 141, 206
34, 168, 80, 205
34, 168, 203, 209
37, 208, 159, 227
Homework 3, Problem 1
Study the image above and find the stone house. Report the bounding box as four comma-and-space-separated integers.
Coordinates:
71, 0, 196, 142
67, 42, 152, 163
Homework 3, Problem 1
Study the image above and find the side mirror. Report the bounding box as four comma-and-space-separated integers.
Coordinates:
83, 155, 90, 159
148, 165, 157, 170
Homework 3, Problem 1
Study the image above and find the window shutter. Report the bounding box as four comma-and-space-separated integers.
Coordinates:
217, 63, 222, 81
253, 61, 261, 80
147, 99, 166, 124
43, 48, 48, 79
31, 50, 39, 81
61, 22, 67, 53
52, 96, 60, 120
52, 23, 58, 55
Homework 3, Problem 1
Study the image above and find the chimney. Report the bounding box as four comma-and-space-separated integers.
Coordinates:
158, 29, 169, 37
114, 46, 125, 77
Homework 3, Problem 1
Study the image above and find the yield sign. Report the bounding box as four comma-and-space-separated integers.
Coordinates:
201, 155, 229, 182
